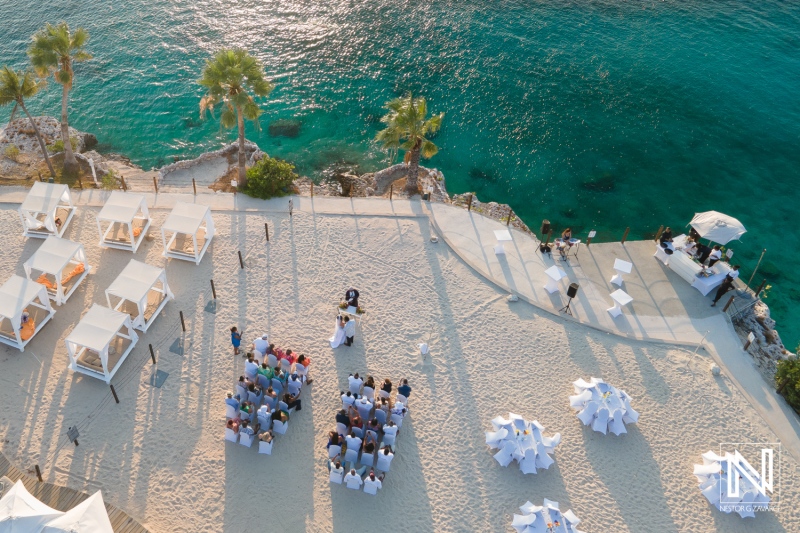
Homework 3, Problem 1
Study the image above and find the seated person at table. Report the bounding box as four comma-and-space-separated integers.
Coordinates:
335, 409, 351, 430
659, 227, 673, 245
257, 362, 274, 380
376, 446, 394, 471
258, 429, 274, 443
556, 239, 568, 260
708, 245, 722, 267
398, 379, 412, 399
344, 468, 366, 490
561, 228, 572, 242
363, 470, 385, 495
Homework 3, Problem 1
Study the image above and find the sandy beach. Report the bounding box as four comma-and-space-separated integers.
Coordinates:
0, 198, 798, 532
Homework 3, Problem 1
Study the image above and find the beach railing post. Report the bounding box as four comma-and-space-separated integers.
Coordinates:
390, 184, 393, 200
311, 182, 314, 198
723, 295, 735, 313
506, 206, 512, 226
754, 279, 767, 298
180, 311, 186, 332
110, 385, 120, 404
654, 225, 664, 242
621, 227, 630, 244
35, 465, 43, 482
149, 344, 156, 364
120, 176, 127, 191
744, 335, 753, 351
210, 279, 217, 300
264, 223, 269, 242
468, 194, 473, 212
745, 248, 767, 292
238, 250, 244, 269
544, 230, 552, 246
153, 176, 158, 193
192, 178, 197, 195
77, 175, 83, 190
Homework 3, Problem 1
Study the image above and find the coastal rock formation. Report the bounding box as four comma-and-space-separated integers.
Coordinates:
451, 192, 533, 235
0, 116, 88, 154
158, 141, 263, 181
734, 300, 793, 378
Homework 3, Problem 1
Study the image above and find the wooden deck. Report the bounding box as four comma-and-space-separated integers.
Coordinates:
0, 452, 149, 532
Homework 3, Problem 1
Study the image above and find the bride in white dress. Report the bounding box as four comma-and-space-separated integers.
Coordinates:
329, 315, 346, 348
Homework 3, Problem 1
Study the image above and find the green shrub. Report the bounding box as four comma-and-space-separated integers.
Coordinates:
776, 354, 800, 411
101, 169, 119, 190
47, 136, 79, 153
241, 156, 298, 199
4, 144, 20, 161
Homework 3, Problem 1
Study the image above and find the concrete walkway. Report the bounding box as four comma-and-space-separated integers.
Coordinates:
2, 186, 798, 460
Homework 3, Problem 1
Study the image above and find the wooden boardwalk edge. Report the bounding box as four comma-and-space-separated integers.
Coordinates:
0, 451, 150, 532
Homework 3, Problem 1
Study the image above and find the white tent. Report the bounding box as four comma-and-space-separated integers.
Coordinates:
689, 211, 746, 245
0, 276, 55, 351
19, 182, 76, 239
23, 236, 91, 306
40, 491, 113, 533
0, 479, 63, 532
66, 304, 139, 384
161, 202, 215, 265
96, 191, 151, 252
106, 259, 173, 332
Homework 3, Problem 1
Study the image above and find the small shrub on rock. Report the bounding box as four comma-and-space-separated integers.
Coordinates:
241, 156, 298, 199
776, 354, 800, 411
4, 144, 20, 161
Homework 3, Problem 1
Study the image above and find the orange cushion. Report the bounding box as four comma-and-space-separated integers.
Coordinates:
60, 263, 85, 286
20, 320, 36, 341
133, 227, 142, 237
36, 274, 57, 291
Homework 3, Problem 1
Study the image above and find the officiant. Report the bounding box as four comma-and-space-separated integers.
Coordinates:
344, 287, 360, 308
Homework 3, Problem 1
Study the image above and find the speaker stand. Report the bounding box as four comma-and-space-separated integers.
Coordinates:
559, 297, 574, 316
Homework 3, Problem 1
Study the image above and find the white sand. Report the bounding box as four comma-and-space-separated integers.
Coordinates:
0, 203, 798, 532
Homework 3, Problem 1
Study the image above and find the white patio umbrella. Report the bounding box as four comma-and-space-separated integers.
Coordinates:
40, 491, 113, 533
0, 480, 63, 533
689, 211, 746, 245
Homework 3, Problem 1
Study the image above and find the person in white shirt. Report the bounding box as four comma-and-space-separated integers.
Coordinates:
363, 471, 385, 495
253, 334, 269, 356
382, 421, 398, 446
328, 457, 345, 484
355, 396, 373, 421
348, 373, 363, 396
341, 391, 356, 409
244, 356, 259, 379
376, 446, 394, 471
726, 265, 740, 281
345, 431, 362, 454
344, 468, 365, 490
707, 245, 722, 267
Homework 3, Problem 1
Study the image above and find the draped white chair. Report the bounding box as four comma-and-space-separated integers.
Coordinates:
258, 440, 274, 455
225, 428, 238, 443
240, 432, 254, 448
592, 407, 610, 434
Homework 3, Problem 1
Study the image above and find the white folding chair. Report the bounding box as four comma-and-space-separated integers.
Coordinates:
535, 449, 555, 470
622, 401, 639, 424
378, 390, 390, 399
278, 401, 293, 414
328, 444, 342, 459
519, 455, 538, 475
225, 428, 239, 443
267, 353, 278, 368
541, 432, 561, 449
225, 404, 238, 419
240, 432, 254, 448
247, 390, 261, 405
273, 420, 288, 435
258, 440, 274, 455
592, 407, 610, 435
236, 384, 248, 398
360, 451, 375, 467
396, 394, 408, 406
245, 368, 257, 382
362, 386, 375, 401
562, 509, 581, 527
577, 401, 599, 426
352, 427, 364, 439
239, 409, 251, 421
569, 389, 593, 408
485, 428, 508, 447
288, 380, 302, 397
257, 412, 272, 431
344, 447, 360, 464
336, 422, 348, 436
263, 395, 277, 410
381, 432, 396, 447
493, 441, 515, 467
609, 410, 627, 436
295, 363, 308, 380
280, 359, 292, 373
374, 409, 387, 426
257, 374, 271, 390
253, 350, 264, 365
390, 413, 404, 428
271, 378, 283, 395
701, 483, 721, 506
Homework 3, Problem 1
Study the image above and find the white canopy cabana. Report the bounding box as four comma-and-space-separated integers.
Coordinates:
19, 182, 76, 239
40, 491, 113, 533
161, 202, 215, 265
96, 191, 151, 252
0, 276, 55, 351
0, 479, 63, 532
66, 304, 139, 384
106, 259, 173, 332
23, 236, 91, 306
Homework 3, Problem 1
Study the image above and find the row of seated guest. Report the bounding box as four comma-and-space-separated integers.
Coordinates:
326, 373, 412, 495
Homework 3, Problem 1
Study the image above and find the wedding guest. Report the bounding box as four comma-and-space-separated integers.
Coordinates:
226, 418, 240, 434
345, 431, 363, 455
288, 373, 303, 396
264, 386, 278, 404
381, 420, 398, 446
376, 446, 394, 471
344, 468, 365, 490
258, 430, 274, 443
397, 379, 412, 399
363, 471, 385, 495
335, 409, 351, 429
344, 316, 356, 346
225, 392, 240, 411
708, 245, 722, 267
266, 343, 276, 356
257, 362, 274, 380
362, 432, 377, 455
341, 391, 356, 409
344, 287, 360, 308
347, 409, 363, 430
365, 418, 381, 438
659, 227, 673, 245
381, 378, 392, 395
283, 392, 302, 411
244, 355, 259, 379
328, 457, 345, 484
327, 430, 343, 450
348, 373, 363, 396
271, 409, 289, 424
240, 419, 259, 436
355, 396, 373, 421
296, 354, 313, 385
253, 334, 269, 355
230, 326, 242, 356
283, 349, 296, 365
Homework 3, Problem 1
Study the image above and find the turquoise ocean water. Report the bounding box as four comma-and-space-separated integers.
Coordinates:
2, 1, 799, 347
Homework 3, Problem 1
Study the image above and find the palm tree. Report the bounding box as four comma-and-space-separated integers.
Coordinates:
375, 93, 443, 194
28, 22, 92, 174
0, 67, 56, 177
198, 49, 273, 188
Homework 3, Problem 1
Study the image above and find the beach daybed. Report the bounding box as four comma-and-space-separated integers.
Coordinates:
19, 182, 76, 239
105, 259, 173, 332
23, 236, 91, 306
96, 191, 151, 252
66, 304, 139, 384
0, 275, 55, 351
161, 201, 215, 265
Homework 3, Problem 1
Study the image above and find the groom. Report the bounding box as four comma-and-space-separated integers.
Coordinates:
344, 287, 359, 308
